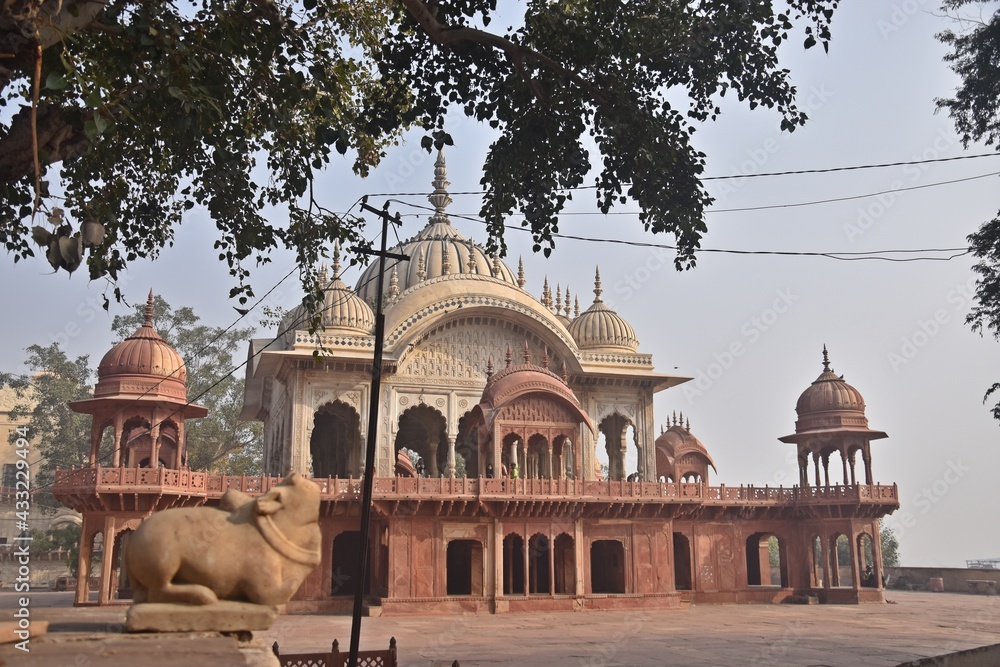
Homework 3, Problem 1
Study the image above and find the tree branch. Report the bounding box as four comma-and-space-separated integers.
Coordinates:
398, 0, 611, 107
0, 103, 88, 183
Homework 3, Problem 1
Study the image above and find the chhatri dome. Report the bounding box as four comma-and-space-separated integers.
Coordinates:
281, 244, 375, 345
792, 345, 873, 434
354, 149, 518, 303
567, 267, 640, 352
95, 291, 188, 400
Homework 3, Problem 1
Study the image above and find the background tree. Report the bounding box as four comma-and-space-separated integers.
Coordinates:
0, 344, 94, 510
0, 0, 839, 305
30, 523, 85, 576
937, 1, 1000, 424
111, 295, 263, 474
880, 521, 900, 568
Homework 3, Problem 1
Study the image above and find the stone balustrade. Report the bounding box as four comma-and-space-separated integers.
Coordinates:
53, 466, 898, 507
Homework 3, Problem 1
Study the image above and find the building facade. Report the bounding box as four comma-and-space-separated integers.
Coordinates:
54, 152, 898, 610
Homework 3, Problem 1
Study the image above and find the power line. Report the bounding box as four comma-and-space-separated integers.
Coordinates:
389, 200, 975, 263
360, 152, 1000, 197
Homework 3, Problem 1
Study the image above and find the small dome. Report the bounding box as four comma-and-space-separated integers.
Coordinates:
282, 248, 375, 343
654, 416, 716, 470
568, 267, 639, 352
795, 346, 866, 417
354, 150, 518, 302
95, 292, 187, 400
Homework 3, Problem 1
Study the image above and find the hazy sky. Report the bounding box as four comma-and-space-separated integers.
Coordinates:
2, 4, 997, 567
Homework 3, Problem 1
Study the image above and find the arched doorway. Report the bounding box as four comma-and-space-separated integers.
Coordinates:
331, 531, 362, 596
858, 532, 878, 587
395, 405, 447, 477
455, 411, 479, 478
832, 534, 851, 587
746, 533, 787, 587
673, 533, 692, 590
811, 535, 824, 588
311, 401, 362, 478
554, 533, 575, 594
503, 533, 525, 595
528, 533, 551, 595
599, 413, 634, 481
527, 434, 550, 479
446, 540, 483, 595
591, 540, 625, 594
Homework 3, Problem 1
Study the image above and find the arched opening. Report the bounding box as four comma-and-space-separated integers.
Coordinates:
455, 411, 479, 478
811, 535, 824, 588
832, 534, 851, 587
121, 417, 152, 467
590, 540, 626, 594
598, 413, 633, 481
746, 533, 787, 587
858, 532, 878, 587
111, 529, 134, 600
554, 533, 575, 594
395, 404, 447, 477
157, 420, 180, 468
528, 533, 551, 595
331, 531, 362, 596
673, 533, 692, 590
526, 434, 549, 479
501, 432, 521, 477
502, 533, 525, 595
311, 401, 362, 478
553, 435, 574, 480
680, 472, 703, 484
446, 539, 483, 596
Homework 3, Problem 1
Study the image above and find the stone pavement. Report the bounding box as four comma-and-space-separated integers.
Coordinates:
5, 590, 1000, 666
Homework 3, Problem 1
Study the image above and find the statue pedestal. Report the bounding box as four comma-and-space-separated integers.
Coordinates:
126, 601, 278, 633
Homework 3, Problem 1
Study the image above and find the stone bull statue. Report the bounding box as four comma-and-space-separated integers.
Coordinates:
125, 472, 322, 607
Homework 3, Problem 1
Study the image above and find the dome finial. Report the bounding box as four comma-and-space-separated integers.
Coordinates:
332, 242, 342, 278
427, 149, 453, 224
318, 263, 329, 285
517, 256, 526, 288
542, 276, 552, 309
492, 253, 501, 278
593, 266, 603, 303
505, 343, 513, 368
555, 284, 562, 314
574, 296, 580, 318
387, 265, 400, 301
441, 239, 451, 274
822, 344, 832, 372
564, 287, 572, 316
523, 340, 531, 364
144, 290, 155, 327
487, 354, 494, 379
417, 247, 426, 282
466, 240, 477, 273
542, 347, 550, 369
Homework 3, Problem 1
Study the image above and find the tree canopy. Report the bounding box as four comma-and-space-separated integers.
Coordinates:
937, 1, 1000, 424
1, 0, 839, 302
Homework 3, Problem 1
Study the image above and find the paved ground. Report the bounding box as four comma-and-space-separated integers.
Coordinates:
4, 590, 999, 666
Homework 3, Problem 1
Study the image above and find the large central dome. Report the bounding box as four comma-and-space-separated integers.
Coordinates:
355, 151, 518, 303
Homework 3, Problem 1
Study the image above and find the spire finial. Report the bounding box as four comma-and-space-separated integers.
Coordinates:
574, 296, 580, 318
144, 290, 155, 327
672, 410, 677, 426
686, 416, 691, 432
561, 360, 568, 384
517, 256, 526, 288
492, 253, 501, 278
593, 266, 603, 303
523, 340, 531, 364
427, 149, 453, 224
542, 276, 552, 309
332, 242, 342, 278
487, 355, 494, 379
466, 240, 478, 273
441, 239, 451, 274
417, 247, 426, 281
564, 287, 572, 316
822, 344, 831, 372
555, 284, 562, 314
542, 347, 550, 369
387, 266, 400, 301
505, 343, 513, 368
318, 263, 329, 285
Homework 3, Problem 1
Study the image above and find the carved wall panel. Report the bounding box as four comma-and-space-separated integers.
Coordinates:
397, 324, 562, 381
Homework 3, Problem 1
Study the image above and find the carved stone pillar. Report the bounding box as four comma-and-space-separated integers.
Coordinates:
429, 435, 440, 477
446, 435, 457, 478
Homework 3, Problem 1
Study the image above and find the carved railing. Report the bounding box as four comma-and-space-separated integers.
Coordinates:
53, 467, 898, 506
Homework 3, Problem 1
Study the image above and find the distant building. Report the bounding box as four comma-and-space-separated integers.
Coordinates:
55, 152, 899, 609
